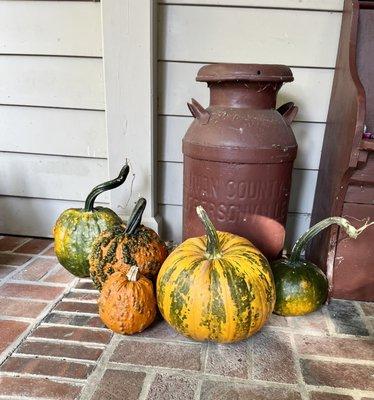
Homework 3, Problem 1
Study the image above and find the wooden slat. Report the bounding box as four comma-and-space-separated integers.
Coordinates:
158, 162, 318, 214
0, 153, 108, 202
158, 116, 325, 170
159, 6, 342, 67
0, 197, 108, 238
0, 56, 104, 109
0, 106, 107, 158
159, 204, 311, 250
158, 62, 334, 122
0, 2, 102, 57
159, 0, 344, 11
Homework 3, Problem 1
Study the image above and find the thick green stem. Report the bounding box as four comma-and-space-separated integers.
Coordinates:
84, 163, 130, 212
196, 206, 221, 259
125, 198, 146, 235
289, 217, 373, 263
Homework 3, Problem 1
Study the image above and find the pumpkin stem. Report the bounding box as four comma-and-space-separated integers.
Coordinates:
289, 217, 374, 263
196, 206, 221, 259
126, 265, 139, 282
124, 198, 147, 235
84, 163, 130, 212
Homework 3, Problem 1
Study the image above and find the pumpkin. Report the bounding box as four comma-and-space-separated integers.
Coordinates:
272, 217, 373, 316
53, 164, 129, 277
156, 206, 275, 343
89, 197, 168, 290
98, 265, 157, 334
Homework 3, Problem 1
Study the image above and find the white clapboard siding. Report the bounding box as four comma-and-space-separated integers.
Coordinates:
0, 106, 106, 158
159, 6, 342, 67
0, 2, 102, 57
0, 56, 104, 110
158, 62, 334, 123
159, 204, 311, 250
158, 116, 325, 170
0, 153, 109, 202
159, 0, 343, 11
158, 161, 317, 214
0, 197, 108, 238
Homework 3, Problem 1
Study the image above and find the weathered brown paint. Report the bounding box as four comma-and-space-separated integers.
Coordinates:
308, 0, 374, 301
182, 63, 298, 259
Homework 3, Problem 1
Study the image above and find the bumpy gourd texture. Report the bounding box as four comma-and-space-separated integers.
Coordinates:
53, 207, 122, 277
99, 271, 157, 334
157, 232, 275, 343
271, 259, 328, 316
89, 224, 168, 290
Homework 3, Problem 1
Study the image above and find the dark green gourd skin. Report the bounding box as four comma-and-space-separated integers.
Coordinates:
272, 258, 328, 316
53, 164, 129, 278
54, 208, 122, 277
271, 216, 372, 316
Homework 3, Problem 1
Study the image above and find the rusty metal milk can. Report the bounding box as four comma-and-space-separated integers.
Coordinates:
182, 63, 298, 259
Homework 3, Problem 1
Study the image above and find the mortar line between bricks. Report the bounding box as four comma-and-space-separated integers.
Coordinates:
12, 251, 56, 258
299, 354, 374, 365
40, 322, 108, 333
9, 238, 32, 252
0, 295, 50, 304
289, 332, 310, 400
106, 361, 301, 390
60, 298, 97, 304
40, 262, 65, 281
7, 352, 98, 365
194, 379, 203, 400
264, 324, 374, 340
0, 276, 78, 365
25, 337, 106, 349
0, 315, 35, 323
138, 372, 156, 400
305, 384, 374, 398
117, 335, 200, 346
8, 279, 67, 288
354, 301, 374, 337
25, 336, 109, 348
0, 252, 41, 287
79, 333, 124, 400
321, 304, 338, 335
69, 288, 98, 294
49, 310, 99, 317
0, 371, 87, 385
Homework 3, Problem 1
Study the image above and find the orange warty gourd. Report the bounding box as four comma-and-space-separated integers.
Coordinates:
98, 266, 157, 335
157, 206, 275, 343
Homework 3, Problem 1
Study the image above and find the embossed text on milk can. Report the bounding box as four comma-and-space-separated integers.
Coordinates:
182, 64, 298, 259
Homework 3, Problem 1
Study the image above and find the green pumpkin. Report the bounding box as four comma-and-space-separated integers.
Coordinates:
272, 217, 373, 316
53, 164, 129, 277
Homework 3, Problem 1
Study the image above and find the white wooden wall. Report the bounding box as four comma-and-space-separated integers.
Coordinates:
0, 1, 107, 237
157, 0, 344, 248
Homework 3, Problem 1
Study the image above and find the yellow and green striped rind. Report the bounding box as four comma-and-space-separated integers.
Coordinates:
156, 231, 275, 343
53, 207, 122, 277
271, 259, 328, 316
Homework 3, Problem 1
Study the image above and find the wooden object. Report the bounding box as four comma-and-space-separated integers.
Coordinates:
308, 0, 374, 301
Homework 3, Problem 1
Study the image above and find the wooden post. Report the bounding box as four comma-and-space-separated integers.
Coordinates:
101, 0, 159, 230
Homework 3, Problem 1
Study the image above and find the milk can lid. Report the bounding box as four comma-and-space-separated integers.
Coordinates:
197, 63, 294, 83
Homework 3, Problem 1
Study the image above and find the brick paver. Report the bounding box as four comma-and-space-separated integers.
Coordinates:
0, 234, 373, 400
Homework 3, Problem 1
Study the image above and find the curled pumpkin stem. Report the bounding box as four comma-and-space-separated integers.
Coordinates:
84, 163, 130, 212
289, 217, 373, 263
124, 198, 147, 235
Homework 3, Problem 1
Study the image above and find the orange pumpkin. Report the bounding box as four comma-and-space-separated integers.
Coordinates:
98, 266, 157, 334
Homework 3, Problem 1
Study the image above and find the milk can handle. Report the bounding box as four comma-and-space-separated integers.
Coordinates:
187, 98, 210, 125
277, 102, 298, 126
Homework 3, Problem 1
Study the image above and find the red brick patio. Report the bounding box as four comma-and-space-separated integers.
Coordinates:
0, 234, 373, 400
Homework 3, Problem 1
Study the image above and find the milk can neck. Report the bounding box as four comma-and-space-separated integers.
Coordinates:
208, 81, 281, 109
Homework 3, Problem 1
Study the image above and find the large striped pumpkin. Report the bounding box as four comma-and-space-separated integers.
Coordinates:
156, 206, 275, 343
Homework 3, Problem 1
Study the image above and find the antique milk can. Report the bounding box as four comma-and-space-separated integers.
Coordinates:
183, 63, 298, 259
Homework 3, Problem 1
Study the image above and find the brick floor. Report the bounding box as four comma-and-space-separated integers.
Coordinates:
0, 234, 373, 400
